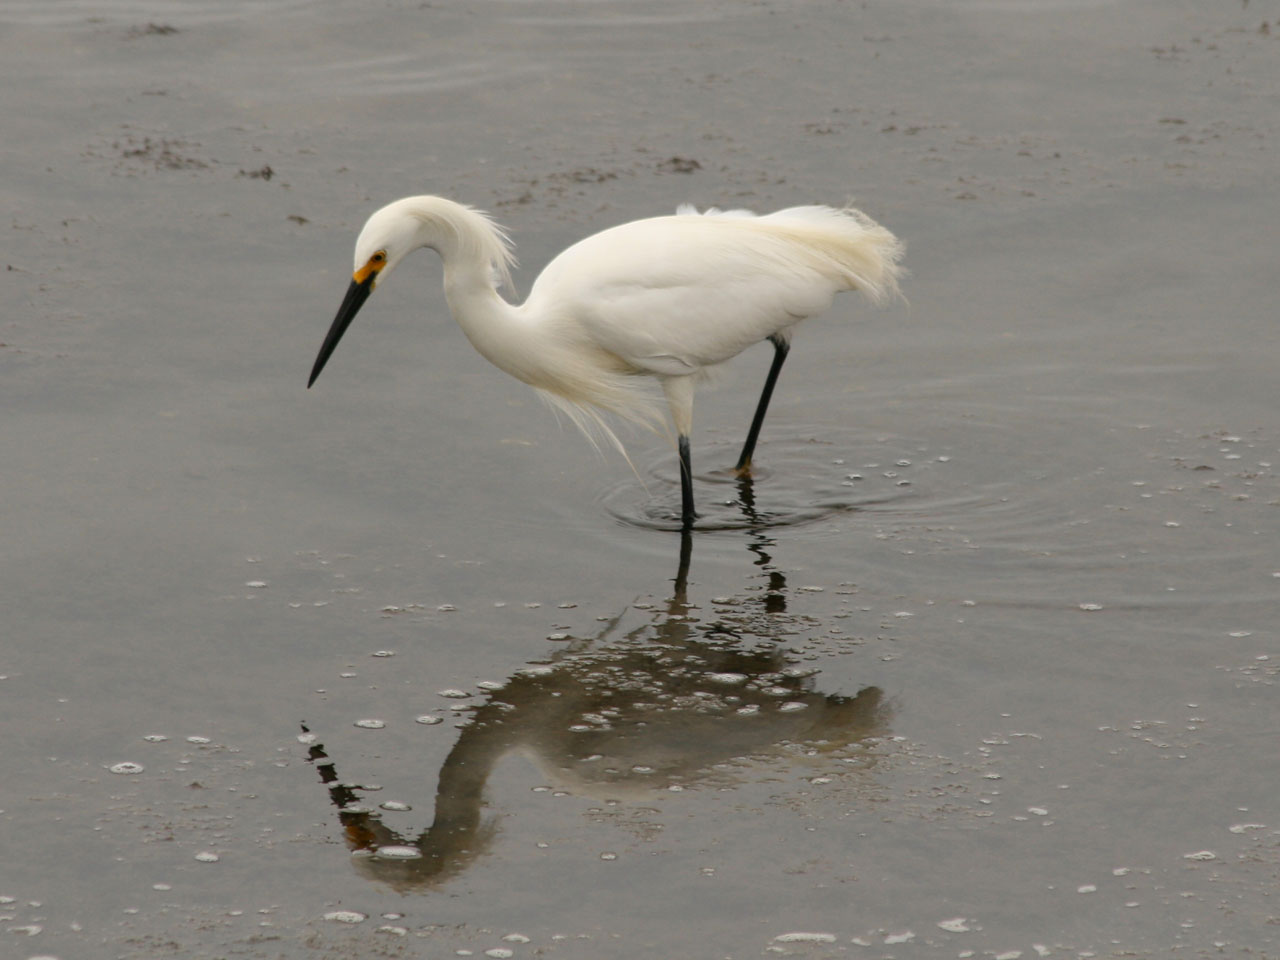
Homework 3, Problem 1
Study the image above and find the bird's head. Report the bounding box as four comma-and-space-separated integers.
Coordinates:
307, 196, 514, 388
352, 199, 433, 290
307, 200, 427, 388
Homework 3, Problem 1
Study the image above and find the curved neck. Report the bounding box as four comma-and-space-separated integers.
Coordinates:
403, 198, 631, 423
442, 269, 540, 383
386, 197, 541, 385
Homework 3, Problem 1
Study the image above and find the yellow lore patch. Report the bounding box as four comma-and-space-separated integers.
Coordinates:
352, 250, 387, 285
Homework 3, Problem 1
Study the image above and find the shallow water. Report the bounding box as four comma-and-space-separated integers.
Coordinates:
2, 1, 1277, 957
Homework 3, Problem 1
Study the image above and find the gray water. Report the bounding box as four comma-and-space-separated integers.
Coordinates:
2, 2, 1277, 958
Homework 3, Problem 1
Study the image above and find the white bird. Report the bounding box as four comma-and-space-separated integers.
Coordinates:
308, 196, 904, 528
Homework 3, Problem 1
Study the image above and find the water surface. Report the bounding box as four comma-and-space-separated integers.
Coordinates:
1, 1, 1277, 957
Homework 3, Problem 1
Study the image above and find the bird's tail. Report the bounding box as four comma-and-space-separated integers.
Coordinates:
679, 202, 905, 305
759, 204, 906, 304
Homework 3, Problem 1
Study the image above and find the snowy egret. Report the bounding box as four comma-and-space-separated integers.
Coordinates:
308, 196, 903, 528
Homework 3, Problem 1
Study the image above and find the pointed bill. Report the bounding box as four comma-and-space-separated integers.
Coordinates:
308, 273, 375, 387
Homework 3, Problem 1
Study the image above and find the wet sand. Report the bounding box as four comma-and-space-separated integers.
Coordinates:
2, 1, 1277, 957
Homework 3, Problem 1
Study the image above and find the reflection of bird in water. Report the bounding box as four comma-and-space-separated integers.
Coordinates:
303, 530, 890, 891
307, 196, 904, 528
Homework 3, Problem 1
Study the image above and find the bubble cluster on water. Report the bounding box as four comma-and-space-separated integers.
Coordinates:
773, 931, 837, 943
323, 910, 366, 924
372, 845, 421, 860
706, 672, 748, 685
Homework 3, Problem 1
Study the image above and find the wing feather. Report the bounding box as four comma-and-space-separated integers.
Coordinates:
525, 205, 903, 375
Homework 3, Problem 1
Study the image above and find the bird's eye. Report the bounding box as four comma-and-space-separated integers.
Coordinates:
371, 251, 386, 264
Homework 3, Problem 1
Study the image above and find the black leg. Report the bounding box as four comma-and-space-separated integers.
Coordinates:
678, 434, 696, 529
735, 334, 790, 475
673, 528, 692, 598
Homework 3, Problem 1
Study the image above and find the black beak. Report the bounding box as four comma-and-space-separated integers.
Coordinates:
308, 274, 375, 388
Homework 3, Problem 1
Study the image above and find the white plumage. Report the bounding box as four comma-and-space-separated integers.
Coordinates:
308, 195, 904, 527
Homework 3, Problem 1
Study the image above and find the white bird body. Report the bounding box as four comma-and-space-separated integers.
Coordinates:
310, 195, 904, 527
532, 208, 890, 367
